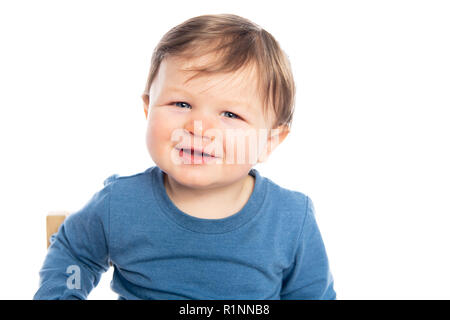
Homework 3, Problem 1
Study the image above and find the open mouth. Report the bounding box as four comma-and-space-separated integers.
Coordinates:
175, 147, 220, 164
178, 148, 214, 158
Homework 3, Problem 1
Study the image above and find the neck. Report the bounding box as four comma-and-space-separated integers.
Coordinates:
163, 172, 254, 219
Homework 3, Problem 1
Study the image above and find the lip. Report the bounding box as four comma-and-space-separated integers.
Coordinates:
175, 147, 220, 159
176, 147, 219, 164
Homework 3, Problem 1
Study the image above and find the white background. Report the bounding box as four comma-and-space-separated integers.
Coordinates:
0, 0, 449, 300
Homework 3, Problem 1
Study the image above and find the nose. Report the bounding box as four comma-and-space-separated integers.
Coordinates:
183, 110, 216, 143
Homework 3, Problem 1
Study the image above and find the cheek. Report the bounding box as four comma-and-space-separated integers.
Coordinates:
222, 127, 264, 165
145, 110, 176, 153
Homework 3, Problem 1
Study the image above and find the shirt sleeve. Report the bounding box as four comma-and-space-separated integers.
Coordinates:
280, 196, 336, 300
33, 177, 115, 300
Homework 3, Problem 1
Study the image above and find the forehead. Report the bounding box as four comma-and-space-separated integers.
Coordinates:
157, 55, 261, 110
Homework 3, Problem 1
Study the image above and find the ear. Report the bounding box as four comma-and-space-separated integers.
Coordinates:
142, 93, 150, 119
257, 125, 290, 163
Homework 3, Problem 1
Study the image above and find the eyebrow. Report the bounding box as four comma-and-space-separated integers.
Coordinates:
165, 86, 252, 113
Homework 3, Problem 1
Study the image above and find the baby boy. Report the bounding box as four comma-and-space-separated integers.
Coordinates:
34, 13, 336, 300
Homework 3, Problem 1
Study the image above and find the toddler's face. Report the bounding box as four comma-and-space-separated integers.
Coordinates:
143, 54, 287, 189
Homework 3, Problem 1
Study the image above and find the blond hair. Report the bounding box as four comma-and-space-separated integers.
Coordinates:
143, 14, 296, 129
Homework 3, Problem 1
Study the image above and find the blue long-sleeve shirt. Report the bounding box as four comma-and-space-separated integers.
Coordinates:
34, 165, 336, 300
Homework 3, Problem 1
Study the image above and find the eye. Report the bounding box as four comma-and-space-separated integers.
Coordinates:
172, 101, 192, 109
222, 111, 242, 120
171, 102, 242, 120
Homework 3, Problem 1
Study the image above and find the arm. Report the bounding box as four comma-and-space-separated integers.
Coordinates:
280, 196, 336, 300
33, 179, 113, 300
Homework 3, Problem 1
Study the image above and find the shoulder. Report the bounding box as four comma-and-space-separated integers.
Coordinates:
103, 166, 156, 185
101, 166, 157, 194
259, 172, 312, 229
263, 174, 310, 213
64, 166, 159, 233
